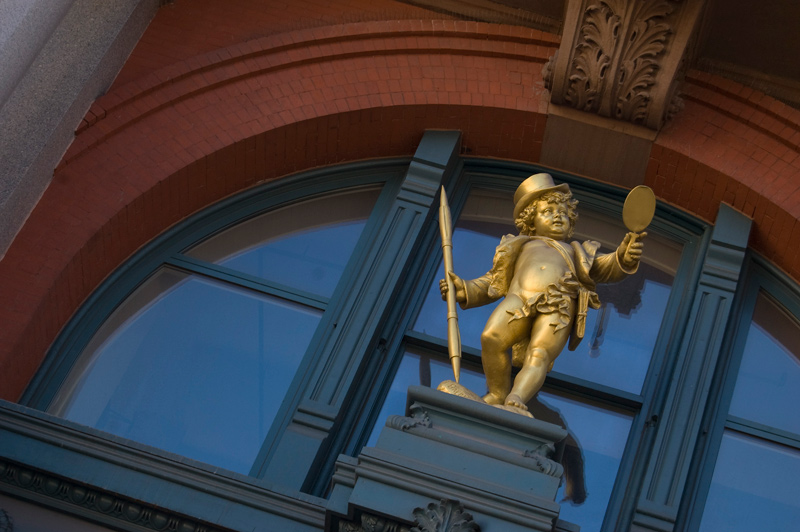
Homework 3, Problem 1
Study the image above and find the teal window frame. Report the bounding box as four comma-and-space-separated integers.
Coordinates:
21, 160, 408, 474
337, 159, 709, 530
14, 130, 783, 532
679, 256, 800, 531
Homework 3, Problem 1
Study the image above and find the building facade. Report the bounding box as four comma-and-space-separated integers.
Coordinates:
1, 1, 799, 531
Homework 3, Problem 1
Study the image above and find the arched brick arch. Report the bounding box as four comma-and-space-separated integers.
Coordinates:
0, 20, 556, 400
649, 70, 800, 278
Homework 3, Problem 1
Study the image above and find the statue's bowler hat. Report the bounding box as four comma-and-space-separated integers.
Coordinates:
513, 173, 571, 219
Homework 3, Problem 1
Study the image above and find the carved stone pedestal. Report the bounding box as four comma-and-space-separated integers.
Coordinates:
326, 386, 578, 532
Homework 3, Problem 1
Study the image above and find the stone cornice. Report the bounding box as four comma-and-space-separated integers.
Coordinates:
0, 458, 230, 532
0, 400, 327, 531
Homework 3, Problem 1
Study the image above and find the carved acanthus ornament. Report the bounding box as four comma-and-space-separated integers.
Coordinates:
547, 0, 704, 130
411, 500, 480, 532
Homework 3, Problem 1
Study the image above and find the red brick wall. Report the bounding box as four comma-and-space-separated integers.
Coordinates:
649, 70, 800, 279
111, 0, 457, 88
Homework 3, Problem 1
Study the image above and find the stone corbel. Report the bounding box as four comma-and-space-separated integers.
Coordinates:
545, 0, 705, 130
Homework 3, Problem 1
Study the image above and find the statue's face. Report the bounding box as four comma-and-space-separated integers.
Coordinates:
533, 200, 571, 239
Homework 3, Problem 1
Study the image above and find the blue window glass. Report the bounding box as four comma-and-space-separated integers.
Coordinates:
50, 268, 322, 474
555, 258, 673, 394
412, 189, 681, 394
534, 390, 632, 531
46, 187, 380, 474
699, 431, 800, 532
186, 188, 381, 299
699, 290, 800, 531
728, 293, 800, 434
370, 349, 633, 532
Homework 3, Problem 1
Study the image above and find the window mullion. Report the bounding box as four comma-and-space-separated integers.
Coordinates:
619, 203, 753, 532
251, 131, 464, 493
166, 255, 328, 310
403, 329, 644, 410
726, 417, 800, 449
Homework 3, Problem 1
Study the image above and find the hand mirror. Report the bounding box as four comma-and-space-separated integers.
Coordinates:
623, 185, 656, 233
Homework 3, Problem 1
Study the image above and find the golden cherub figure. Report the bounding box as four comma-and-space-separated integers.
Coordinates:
440, 173, 645, 415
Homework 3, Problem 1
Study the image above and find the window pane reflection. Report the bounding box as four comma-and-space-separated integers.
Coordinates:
186, 187, 380, 298
412, 189, 681, 394
729, 293, 800, 435
369, 350, 632, 531
557, 262, 672, 394
532, 390, 632, 531
50, 268, 321, 474
699, 430, 800, 532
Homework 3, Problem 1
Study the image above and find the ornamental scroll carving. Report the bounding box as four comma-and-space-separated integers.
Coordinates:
524, 442, 563, 478
385, 403, 432, 432
545, 0, 702, 130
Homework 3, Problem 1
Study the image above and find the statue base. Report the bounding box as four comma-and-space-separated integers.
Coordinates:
436, 380, 534, 418
326, 385, 579, 532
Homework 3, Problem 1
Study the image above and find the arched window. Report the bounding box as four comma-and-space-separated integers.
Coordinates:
22, 133, 713, 531
47, 187, 381, 475
24, 162, 401, 476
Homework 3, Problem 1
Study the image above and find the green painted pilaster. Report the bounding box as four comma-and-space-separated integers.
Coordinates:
628, 203, 752, 532
258, 131, 463, 491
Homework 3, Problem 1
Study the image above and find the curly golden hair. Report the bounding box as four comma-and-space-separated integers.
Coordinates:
514, 191, 578, 237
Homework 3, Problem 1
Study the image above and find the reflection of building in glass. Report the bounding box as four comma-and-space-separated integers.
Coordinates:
1, 1, 799, 531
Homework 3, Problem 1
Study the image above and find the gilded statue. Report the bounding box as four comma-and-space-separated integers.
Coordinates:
438, 173, 650, 417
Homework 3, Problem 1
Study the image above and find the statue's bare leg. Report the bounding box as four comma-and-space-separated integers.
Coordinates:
480, 296, 531, 405
506, 310, 572, 408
